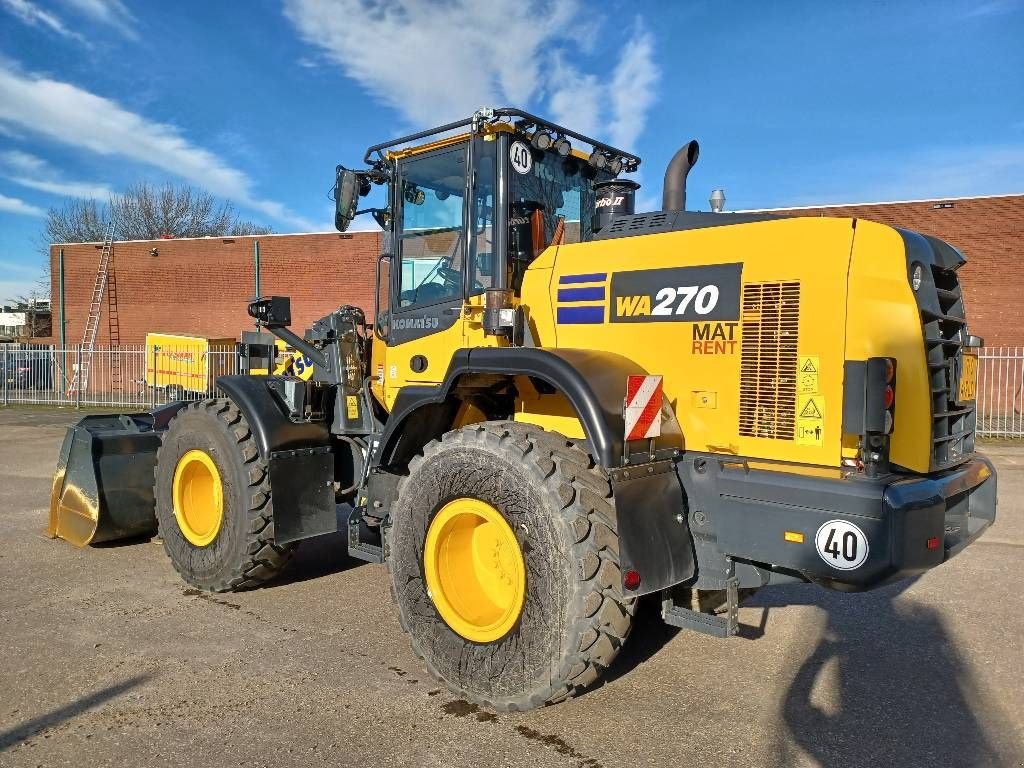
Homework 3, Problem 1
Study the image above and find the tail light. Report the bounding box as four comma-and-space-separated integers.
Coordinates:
842, 356, 896, 475
864, 357, 896, 435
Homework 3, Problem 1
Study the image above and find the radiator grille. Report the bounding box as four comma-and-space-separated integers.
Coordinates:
739, 281, 800, 439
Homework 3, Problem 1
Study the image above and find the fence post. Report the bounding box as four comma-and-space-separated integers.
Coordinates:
151, 345, 158, 410
75, 346, 82, 409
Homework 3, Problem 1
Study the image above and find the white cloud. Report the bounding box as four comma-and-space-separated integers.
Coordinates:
0, 150, 115, 199
283, 0, 660, 151
0, 149, 44, 174
0, 191, 45, 216
284, 0, 575, 127
0, 66, 317, 231
0, 0, 88, 45
58, 0, 137, 38
0, 277, 44, 303
547, 53, 602, 139
607, 21, 658, 151
772, 144, 1024, 208
887, 145, 1024, 198
0, 259, 41, 277
964, 0, 1022, 17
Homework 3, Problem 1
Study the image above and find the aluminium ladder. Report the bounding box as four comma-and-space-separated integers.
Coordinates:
69, 223, 115, 397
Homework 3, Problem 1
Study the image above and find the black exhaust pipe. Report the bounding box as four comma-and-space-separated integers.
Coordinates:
662, 140, 700, 212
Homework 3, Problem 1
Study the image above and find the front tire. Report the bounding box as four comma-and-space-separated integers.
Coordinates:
388, 421, 634, 711
154, 398, 294, 591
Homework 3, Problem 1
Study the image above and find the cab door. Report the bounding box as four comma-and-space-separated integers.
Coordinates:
376, 141, 471, 409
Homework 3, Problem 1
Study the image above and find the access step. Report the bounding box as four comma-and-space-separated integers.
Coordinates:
661, 561, 739, 638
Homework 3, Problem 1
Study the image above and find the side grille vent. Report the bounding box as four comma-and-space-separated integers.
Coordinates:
739, 281, 801, 440
604, 212, 669, 234
922, 260, 976, 467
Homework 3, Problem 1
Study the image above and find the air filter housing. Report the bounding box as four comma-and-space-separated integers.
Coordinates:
592, 179, 640, 233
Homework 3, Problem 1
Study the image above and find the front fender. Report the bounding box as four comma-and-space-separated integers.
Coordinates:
215, 375, 329, 456
215, 375, 335, 545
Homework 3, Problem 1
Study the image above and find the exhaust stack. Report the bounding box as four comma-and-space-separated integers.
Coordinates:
662, 140, 700, 212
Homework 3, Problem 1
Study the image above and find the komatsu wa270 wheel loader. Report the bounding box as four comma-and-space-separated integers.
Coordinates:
48, 107, 996, 711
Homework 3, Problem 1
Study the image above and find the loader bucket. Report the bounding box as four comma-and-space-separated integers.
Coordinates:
47, 413, 163, 546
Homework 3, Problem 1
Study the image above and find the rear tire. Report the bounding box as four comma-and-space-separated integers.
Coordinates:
388, 421, 635, 711
154, 398, 294, 592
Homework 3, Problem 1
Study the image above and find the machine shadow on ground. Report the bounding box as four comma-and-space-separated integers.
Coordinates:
748, 580, 1022, 767
597, 595, 680, 689
272, 506, 366, 586
0, 675, 151, 753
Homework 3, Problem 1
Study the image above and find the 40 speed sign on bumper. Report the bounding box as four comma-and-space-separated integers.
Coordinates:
676, 451, 997, 590
815, 520, 869, 570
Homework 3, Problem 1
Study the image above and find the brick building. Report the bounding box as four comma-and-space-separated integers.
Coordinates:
48, 231, 381, 346
47, 193, 1022, 347
756, 194, 1024, 347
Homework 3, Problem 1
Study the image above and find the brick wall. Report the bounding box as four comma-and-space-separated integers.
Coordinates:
47, 194, 1023, 347
49, 232, 382, 345
758, 195, 1024, 346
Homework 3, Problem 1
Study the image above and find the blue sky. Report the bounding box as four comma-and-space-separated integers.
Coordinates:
1, 0, 1022, 301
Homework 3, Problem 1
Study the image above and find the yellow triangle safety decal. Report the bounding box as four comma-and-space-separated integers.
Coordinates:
800, 358, 818, 373
799, 398, 823, 419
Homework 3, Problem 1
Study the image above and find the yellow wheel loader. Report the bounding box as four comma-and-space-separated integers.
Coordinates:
48, 107, 997, 710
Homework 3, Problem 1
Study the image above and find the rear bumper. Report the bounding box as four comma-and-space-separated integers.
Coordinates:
680, 454, 997, 591
888, 456, 996, 563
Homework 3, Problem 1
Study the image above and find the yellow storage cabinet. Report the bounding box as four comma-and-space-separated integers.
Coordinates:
144, 333, 235, 398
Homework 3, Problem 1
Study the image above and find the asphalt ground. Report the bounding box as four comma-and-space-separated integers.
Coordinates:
0, 407, 1021, 768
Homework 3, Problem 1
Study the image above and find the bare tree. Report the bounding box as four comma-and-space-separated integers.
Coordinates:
34, 183, 275, 299
44, 198, 110, 245
46, 182, 275, 242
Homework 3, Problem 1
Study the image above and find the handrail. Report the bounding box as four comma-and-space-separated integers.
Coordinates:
364, 107, 641, 170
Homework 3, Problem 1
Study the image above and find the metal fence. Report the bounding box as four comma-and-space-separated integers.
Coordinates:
0, 342, 238, 408
976, 346, 1024, 438
4, 342, 1024, 438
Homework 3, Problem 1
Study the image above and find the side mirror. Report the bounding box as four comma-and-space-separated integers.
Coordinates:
334, 166, 361, 232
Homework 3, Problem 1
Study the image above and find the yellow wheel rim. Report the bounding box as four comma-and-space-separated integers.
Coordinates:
172, 449, 224, 547
423, 498, 526, 644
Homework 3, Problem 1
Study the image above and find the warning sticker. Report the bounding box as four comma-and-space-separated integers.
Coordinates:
346, 395, 360, 420
798, 355, 820, 394
799, 398, 823, 419
796, 394, 825, 446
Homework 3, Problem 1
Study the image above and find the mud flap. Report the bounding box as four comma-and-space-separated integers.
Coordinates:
48, 413, 169, 546
268, 446, 338, 545
609, 459, 695, 596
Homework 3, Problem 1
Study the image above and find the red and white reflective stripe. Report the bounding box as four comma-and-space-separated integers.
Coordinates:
625, 375, 663, 441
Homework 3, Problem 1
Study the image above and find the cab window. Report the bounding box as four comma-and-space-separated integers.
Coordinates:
468, 137, 496, 294
397, 145, 466, 309
511, 151, 605, 248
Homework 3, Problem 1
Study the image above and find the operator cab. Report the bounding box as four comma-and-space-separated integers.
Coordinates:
333, 108, 640, 340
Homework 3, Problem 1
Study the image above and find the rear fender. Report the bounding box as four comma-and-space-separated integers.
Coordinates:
376, 347, 683, 469
372, 348, 694, 594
